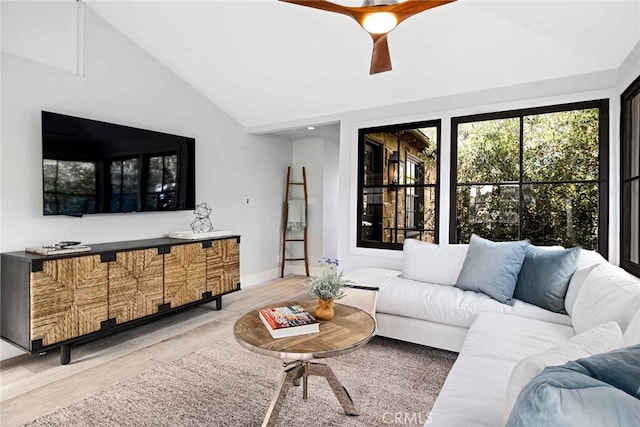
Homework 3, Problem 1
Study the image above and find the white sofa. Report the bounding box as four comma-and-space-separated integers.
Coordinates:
344, 241, 640, 426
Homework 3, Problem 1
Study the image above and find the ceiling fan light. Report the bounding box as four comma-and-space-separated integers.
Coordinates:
362, 12, 397, 34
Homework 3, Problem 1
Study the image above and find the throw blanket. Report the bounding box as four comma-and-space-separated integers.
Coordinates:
287, 199, 306, 231
506, 344, 640, 427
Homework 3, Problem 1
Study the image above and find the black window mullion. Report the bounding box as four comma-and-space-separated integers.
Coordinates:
597, 99, 609, 257
449, 119, 459, 243
458, 179, 600, 187
394, 131, 400, 244
518, 115, 524, 240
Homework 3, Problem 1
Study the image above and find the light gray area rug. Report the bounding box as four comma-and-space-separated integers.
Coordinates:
27, 336, 457, 427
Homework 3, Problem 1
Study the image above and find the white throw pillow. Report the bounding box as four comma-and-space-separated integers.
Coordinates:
564, 249, 607, 314
575, 248, 607, 270
504, 322, 624, 420
401, 239, 468, 286
564, 264, 599, 315
571, 263, 640, 334
624, 310, 640, 346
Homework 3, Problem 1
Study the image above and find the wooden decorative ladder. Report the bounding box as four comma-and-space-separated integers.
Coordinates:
280, 166, 310, 278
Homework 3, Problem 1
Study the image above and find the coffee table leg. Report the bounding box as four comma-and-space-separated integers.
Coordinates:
262, 361, 358, 425
303, 361, 309, 399
292, 362, 304, 386
308, 362, 359, 416
262, 366, 297, 427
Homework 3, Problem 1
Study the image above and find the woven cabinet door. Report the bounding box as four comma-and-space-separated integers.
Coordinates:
222, 238, 240, 293
164, 243, 207, 308
108, 249, 163, 324
30, 255, 108, 346
206, 240, 224, 296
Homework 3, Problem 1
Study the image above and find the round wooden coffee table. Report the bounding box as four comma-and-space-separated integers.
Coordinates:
234, 300, 375, 427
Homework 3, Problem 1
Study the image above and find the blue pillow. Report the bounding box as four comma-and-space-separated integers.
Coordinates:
514, 245, 580, 313
507, 345, 640, 427
455, 234, 529, 305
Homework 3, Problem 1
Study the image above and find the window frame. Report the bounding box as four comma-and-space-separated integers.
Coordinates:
357, 119, 441, 250
449, 99, 609, 256
404, 153, 424, 233
620, 75, 640, 276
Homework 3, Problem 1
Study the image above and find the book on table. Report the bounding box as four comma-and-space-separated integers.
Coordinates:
25, 245, 91, 256
258, 304, 320, 339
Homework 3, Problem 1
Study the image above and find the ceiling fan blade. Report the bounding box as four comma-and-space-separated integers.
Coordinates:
388, 0, 457, 24
279, 0, 354, 18
370, 34, 392, 75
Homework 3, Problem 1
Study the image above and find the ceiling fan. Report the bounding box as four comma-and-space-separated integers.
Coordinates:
279, 0, 457, 75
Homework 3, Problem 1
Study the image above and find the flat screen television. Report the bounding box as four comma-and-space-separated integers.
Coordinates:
42, 111, 195, 216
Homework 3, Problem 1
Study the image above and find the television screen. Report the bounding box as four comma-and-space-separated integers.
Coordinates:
42, 111, 195, 216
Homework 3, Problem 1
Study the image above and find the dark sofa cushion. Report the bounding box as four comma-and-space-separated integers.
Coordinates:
514, 245, 580, 313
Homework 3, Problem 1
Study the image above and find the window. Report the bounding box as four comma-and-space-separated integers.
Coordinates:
357, 120, 440, 249
621, 75, 640, 276
450, 100, 609, 255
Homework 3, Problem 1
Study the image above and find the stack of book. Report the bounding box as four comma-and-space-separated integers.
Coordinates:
258, 304, 320, 339
26, 245, 91, 256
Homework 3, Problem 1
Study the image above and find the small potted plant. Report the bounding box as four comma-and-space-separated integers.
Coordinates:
308, 258, 349, 320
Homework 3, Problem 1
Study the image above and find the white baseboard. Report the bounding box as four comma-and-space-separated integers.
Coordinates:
240, 268, 280, 288
284, 265, 321, 277
240, 266, 321, 288
1, 340, 28, 361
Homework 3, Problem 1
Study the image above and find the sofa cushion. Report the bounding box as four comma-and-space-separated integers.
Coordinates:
505, 321, 624, 418
377, 277, 572, 328
564, 265, 599, 315
506, 345, 640, 427
514, 245, 580, 313
401, 239, 468, 286
509, 300, 573, 326
455, 234, 529, 305
624, 310, 640, 346
572, 263, 640, 334
429, 312, 575, 427
564, 249, 607, 314
575, 247, 608, 270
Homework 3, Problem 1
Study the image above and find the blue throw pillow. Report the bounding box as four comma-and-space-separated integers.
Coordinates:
455, 234, 529, 305
514, 245, 580, 313
506, 345, 640, 427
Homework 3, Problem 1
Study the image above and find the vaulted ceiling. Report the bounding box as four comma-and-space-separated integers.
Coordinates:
85, 0, 640, 129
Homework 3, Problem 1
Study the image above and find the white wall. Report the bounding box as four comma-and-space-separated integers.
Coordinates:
335, 73, 622, 273
1, 1, 79, 74
614, 42, 640, 268
290, 138, 324, 274
0, 6, 291, 359
288, 136, 341, 274
322, 137, 340, 260
617, 43, 640, 96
